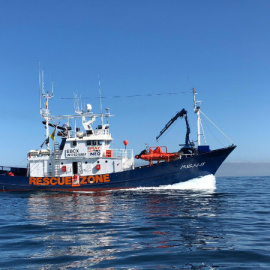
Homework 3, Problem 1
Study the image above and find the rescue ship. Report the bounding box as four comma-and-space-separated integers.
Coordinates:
0, 73, 236, 192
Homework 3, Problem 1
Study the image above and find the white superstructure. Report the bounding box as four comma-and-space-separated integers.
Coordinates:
28, 72, 134, 177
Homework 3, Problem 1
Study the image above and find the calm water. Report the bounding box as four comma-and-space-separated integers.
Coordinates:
0, 176, 270, 269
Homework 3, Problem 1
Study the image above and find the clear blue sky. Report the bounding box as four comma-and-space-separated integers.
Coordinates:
0, 0, 269, 167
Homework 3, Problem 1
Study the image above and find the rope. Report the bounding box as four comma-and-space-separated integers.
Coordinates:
202, 118, 225, 147
200, 110, 234, 144
57, 91, 191, 100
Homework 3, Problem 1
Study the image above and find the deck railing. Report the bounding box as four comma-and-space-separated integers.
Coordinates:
106, 149, 133, 159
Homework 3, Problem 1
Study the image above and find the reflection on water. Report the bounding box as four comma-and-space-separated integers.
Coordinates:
23, 176, 231, 269
1, 176, 269, 269
27, 192, 116, 268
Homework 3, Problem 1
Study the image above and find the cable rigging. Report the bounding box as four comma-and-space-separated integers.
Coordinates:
57, 90, 191, 100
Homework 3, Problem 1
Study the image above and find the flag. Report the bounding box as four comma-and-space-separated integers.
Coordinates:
40, 137, 49, 148
49, 128, 56, 146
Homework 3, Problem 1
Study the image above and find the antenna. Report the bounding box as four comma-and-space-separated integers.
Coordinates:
51, 81, 54, 96
39, 64, 54, 150
192, 88, 201, 146
98, 75, 103, 113
74, 92, 80, 113
42, 70, 45, 94
98, 74, 103, 125
105, 108, 110, 124
39, 62, 42, 114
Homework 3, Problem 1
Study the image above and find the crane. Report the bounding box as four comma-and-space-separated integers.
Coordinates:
156, 108, 192, 149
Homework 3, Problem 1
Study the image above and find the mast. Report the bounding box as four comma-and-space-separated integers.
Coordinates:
39, 66, 54, 150
192, 88, 201, 147
98, 75, 104, 126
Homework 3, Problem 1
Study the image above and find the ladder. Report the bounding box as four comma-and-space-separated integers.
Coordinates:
54, 142, 60, 176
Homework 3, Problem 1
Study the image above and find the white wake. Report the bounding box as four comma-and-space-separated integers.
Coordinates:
74, 175, 216, 194
132, 174, 216, 191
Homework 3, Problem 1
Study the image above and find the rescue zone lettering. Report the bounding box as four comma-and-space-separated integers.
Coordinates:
29, 175, 110, 186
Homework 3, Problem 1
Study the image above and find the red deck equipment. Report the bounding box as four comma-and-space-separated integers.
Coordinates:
135, 146, 179, 165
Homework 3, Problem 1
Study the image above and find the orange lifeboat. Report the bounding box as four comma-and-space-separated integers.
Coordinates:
135, 146, 179, 165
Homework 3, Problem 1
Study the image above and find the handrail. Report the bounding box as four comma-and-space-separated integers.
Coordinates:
105, 149, 134, 159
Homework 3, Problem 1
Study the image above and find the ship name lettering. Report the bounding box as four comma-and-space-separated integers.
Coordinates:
67, 149, 79, 153
180, 162, 205, 170
65, 149, 86, 157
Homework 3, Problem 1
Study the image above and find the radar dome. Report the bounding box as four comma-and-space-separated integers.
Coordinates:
86, 104, 92, 112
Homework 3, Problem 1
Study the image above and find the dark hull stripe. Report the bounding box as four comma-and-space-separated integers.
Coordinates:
0, 146, 236, 192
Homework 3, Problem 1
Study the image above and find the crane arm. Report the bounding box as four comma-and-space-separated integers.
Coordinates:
156, 108, 190, 146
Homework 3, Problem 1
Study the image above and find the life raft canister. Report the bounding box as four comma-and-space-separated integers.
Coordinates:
72, 174, 80, 187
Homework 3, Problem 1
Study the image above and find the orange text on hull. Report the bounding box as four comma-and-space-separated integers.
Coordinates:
29, 174, 110, 186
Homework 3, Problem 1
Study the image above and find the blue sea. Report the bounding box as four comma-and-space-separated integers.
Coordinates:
0, 175, 269, 269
